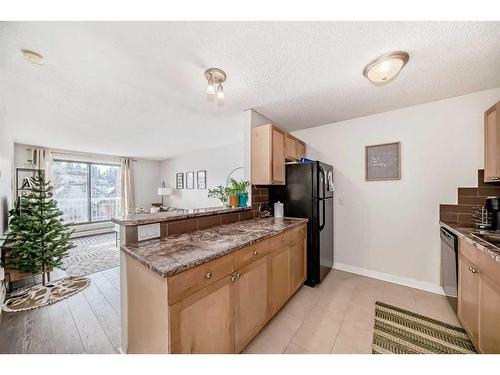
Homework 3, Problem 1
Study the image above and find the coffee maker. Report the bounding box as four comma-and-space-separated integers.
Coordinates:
485, 197, 500, 231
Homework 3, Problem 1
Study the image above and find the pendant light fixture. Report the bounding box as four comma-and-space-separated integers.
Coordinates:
204, 68, 226, 103
363, 51, 409, 84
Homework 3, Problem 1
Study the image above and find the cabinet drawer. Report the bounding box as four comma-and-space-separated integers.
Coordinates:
167, 254, 234, 305
476, 249, 500, 288
292, 224, 307, 241
270, 231, 292, 251
459, 238, 480, 266
234, 240, 270, 270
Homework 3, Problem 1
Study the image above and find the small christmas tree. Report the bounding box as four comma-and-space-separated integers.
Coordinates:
8, 170, 74, 285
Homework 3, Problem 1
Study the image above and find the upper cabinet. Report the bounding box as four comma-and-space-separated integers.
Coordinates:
484, 101, 500, 182
285, 134, 306, 161
251, 123, 306, 185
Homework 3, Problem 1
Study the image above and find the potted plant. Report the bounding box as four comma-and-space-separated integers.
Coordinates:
227, 178, 250, 208
208, 185, 229, 207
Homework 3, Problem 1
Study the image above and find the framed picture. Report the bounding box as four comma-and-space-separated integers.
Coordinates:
365, 142, 401, 181
16, 168, 38, 197
176, 173, 184, 189
197, 170, 207, 189
185, 171, 195, 189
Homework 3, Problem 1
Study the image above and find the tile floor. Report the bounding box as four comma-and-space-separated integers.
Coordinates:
243, 269, 460, 354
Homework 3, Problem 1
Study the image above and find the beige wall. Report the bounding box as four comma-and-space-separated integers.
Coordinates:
293, 87, 500, 292
160, 143, 245, 209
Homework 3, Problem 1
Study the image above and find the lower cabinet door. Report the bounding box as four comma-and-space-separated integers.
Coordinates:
269, 245, 291, 314
234, 256, 269, 352
169, 275, 235, 353
458, 253, 480, 346
479, 274, 500, 353
290, 238, 306, 293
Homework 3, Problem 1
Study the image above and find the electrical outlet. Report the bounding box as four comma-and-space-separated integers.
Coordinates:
338, 198, 344, 206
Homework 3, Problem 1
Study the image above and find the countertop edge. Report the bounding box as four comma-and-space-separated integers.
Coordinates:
440, 221, 500, 263
121, 218, 309, 278
112, 206, 251, 226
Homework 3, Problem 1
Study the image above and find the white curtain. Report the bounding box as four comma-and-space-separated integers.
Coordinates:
121, 157, 135, 216
31, 147, 53, 182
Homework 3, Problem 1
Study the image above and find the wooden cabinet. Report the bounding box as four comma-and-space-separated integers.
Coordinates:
125, 224, 307, 354
457, 253, 480, 346
285, 134, 306, 161
234, 256, 269, 352
251, 123, 306, 185
271, 127, 285, 185
478, 274, 500, 353
458, 238, 500, 353
170, 275, 235, 354
290, 236, 307, 294
269, 244, 291, 314
484, 101, 500, 182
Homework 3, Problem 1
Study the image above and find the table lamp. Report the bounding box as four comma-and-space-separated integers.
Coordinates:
158, 181, 173, 209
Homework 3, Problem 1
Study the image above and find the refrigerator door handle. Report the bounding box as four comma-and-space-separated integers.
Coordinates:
319, 198, 325, 230
318, 166, 326, 199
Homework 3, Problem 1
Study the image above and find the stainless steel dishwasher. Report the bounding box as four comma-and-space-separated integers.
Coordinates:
440, 227, 458, 304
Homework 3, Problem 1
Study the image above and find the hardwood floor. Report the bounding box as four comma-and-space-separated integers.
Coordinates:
0, 267, 121, 354
1, 268, 460, 354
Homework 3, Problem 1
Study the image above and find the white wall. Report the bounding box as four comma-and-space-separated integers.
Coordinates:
0, 123, 14, 308
160, 143, 245, 209
133, 159, 161, 209
293, 87, 500, 290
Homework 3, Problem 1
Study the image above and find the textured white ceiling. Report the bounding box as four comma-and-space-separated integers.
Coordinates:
1, 22, 499, 159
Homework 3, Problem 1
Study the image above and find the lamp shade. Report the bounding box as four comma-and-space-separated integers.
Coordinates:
158, 187, 173, 196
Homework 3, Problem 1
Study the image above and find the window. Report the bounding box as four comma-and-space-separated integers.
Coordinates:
52, 160, 121, 225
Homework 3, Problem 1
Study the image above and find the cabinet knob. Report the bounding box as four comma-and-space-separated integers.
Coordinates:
281, 237, 285, 241
231, 275, 237, 282
272, 180, 275, 184
236, 273, 241, 279
205, 272, 212, 279
253, 250, 258, 256
300, 229, 303, 233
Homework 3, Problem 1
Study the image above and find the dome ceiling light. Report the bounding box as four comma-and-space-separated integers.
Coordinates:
205, 68, 226, 104
21, 49, 45, 65
363, 51, 409, 84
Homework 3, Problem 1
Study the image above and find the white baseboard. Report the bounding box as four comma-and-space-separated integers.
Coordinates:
333, 262, 446, 296
71, 228, 115, 239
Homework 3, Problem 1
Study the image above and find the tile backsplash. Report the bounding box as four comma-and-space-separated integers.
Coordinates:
440, 169, 500, 225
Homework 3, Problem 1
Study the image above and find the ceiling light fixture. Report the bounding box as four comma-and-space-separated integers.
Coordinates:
204, 68, 226, 103
216, 83, 224, 101
21, 49, 45, 65
363, 51, 409, 84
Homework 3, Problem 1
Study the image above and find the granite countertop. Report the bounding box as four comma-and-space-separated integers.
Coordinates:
440, 221, 500, 263
111, 206, 251, 226
121, 217, 308, 277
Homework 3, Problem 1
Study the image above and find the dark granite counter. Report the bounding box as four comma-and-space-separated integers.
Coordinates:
121, 217, 308, 277
440, 221, 500, 263
111, 206, 250, 226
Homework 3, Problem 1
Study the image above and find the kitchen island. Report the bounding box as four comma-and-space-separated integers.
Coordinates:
120, 217, 308, 353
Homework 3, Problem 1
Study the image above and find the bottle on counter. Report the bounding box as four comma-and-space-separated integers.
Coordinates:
274, 201, 284, 218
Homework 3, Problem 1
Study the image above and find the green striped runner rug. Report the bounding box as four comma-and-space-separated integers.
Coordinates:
372, 301, 476, 354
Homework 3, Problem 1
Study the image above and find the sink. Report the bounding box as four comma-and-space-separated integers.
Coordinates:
471, 232, 500, 247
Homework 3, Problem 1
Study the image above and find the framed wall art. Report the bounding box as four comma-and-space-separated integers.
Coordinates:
176, 173, 184, 189
196, 170, 206, 189
16, 168, 38, 197
185, 171, 195, 189
365, 142, 401, 181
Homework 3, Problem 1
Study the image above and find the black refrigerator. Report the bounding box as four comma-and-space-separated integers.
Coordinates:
269, 161, 334, 287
